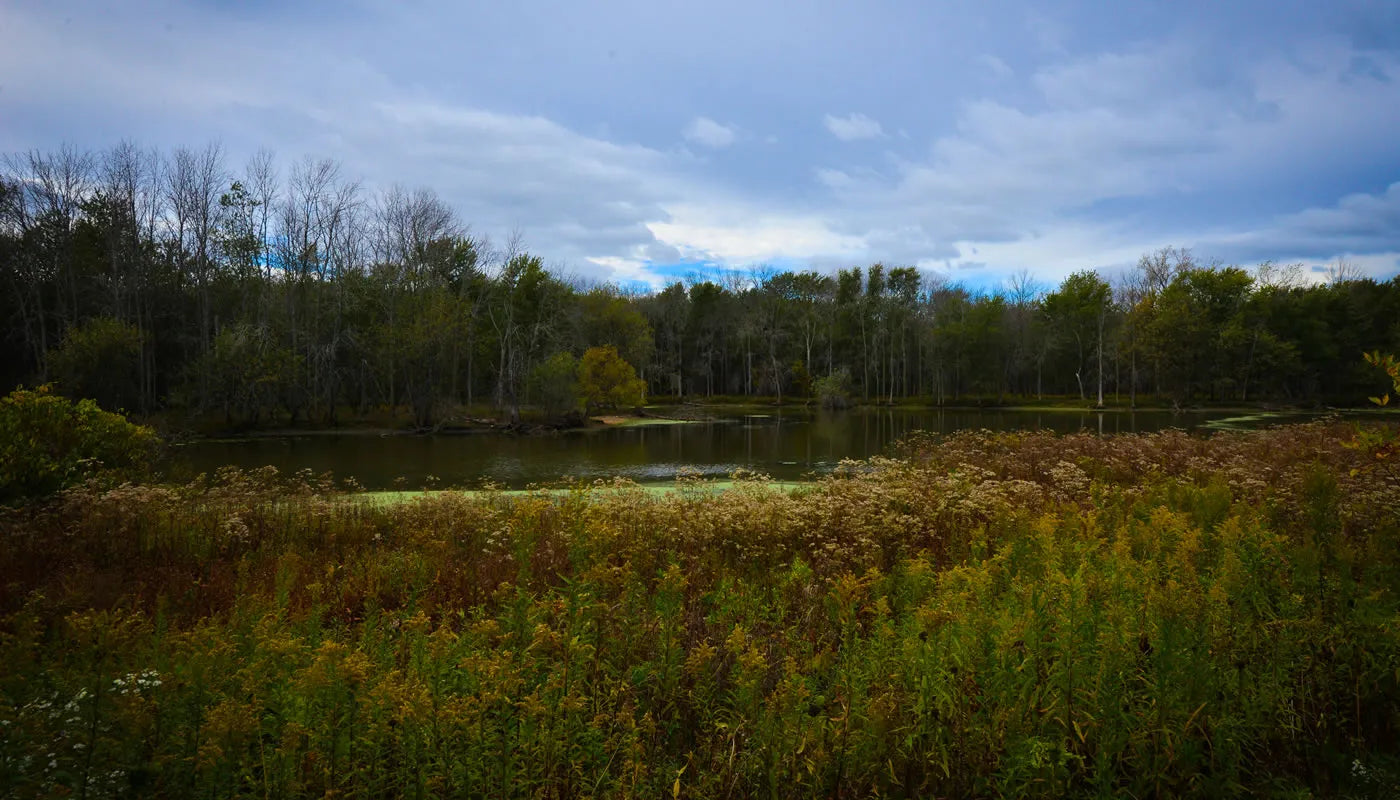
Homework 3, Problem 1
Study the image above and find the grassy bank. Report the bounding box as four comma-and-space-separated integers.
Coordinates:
648, 392, 1368, 411
3, 423, 1399, 797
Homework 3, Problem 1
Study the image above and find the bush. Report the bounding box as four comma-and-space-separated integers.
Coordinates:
813, 367, 854, 409
0, 385, 159, 504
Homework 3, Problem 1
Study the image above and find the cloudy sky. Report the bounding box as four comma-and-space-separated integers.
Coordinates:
3, 0, 1399, 289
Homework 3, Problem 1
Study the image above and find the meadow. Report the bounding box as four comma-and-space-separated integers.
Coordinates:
2, 422, 1399, 798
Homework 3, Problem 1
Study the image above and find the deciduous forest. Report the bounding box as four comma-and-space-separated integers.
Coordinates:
4, 143, 1398, 428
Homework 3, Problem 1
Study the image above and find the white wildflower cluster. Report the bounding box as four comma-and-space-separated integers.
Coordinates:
63, 688, 90, 714
1047, 460, 1090, 498
11, 688, 127, 796
953, 463, 997, 483
112, 669, 162, 695
484, 524, 513, 554
23, 691, 83, 728
222, 513, 251, 545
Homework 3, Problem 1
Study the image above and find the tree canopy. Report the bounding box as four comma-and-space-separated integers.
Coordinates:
4, 142, 1399, 424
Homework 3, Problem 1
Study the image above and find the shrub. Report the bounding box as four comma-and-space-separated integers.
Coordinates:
813, 367, 854, 409
0, 385, 159, 504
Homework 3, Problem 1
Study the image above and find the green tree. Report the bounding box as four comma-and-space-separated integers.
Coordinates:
528, 352, 581, 418
1043, 270, 1113, 404
48, 316, 143, 413
488, 254, 570, 422
788, 271, 834, 376
1147, 267, 1254, 402
577, 345, 645, 413
639, 282, 686, 397
580, 288, 654, 372
194, 323, 302, 426
686, 281, 731, 396
884, 267, 922, 401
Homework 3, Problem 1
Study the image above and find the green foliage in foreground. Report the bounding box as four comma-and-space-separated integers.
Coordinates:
2, 424, 1400, 798
0, 385, 158, 504
1365, 350, 1400, 407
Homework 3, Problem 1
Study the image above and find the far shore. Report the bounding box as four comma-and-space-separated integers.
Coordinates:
158, 398, 1389, 442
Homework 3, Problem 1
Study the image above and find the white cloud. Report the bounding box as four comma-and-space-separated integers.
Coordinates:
585, 256, 664, 287
5, 1, 1399, 287
683, 117, 737, 148
977, 54, 1013, 79
1196, 182, 1400, 268
823, 112, 884, 141
807, 39, 1400, 279
364, 101, 685, 265
943, 225, 1175, 286
815, 168, 854, 190
648, 204, 867, 264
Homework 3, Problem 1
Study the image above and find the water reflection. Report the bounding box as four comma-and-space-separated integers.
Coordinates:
171, 407, 1303, 490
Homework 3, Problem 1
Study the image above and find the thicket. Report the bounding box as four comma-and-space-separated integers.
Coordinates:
2, 422, 1398, 797
0, 385, 158, 505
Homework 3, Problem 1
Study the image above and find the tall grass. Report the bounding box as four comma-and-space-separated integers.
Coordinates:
2, 423, 1398, 798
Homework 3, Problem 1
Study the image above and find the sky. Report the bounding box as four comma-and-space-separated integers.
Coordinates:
2, 0, 1399, 290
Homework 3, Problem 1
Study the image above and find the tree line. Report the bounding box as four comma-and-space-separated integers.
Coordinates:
3, 141, 1398, 427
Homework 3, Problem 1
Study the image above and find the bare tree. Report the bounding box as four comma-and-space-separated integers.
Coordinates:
1113, 266, 1147, 408
0, 160, 46, 375
373, 184, 460, 289
1140, 245, 1193, 295
1324, 256, 1363, 285
166, 142, 227, 361
32, 145, 95, 330
274, 157, 362, 419
100, 141, 165, 409
1007, 268, 1042, 396
1131, 246, 1195, 395
2, 145, 95, 376
100, 141, 141, 319
371, 184, 462, 410
245, 149, 279, 285
1254, 260, 1305, 291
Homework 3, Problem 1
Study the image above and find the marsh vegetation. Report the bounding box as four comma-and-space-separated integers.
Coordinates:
3, 419, 1399, 797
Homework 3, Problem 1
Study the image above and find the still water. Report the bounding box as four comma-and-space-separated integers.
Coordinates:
170, 407, 1325, 490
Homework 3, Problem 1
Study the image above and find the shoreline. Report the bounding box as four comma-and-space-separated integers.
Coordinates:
165, 402, 1393, 443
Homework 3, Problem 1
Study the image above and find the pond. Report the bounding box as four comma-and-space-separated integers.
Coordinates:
169, 407, 1345, 490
